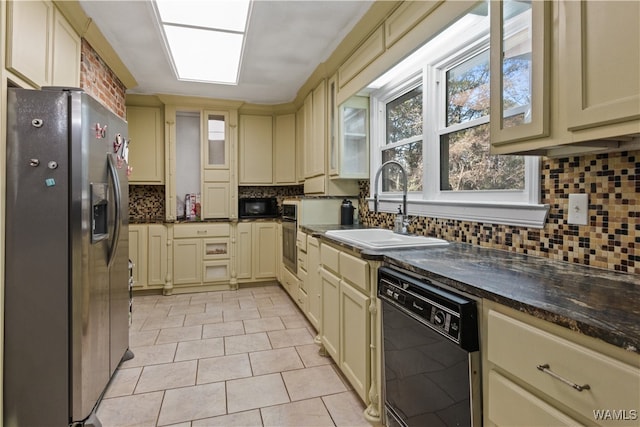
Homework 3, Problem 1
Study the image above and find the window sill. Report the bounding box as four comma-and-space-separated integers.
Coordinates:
368, 198, 549, 229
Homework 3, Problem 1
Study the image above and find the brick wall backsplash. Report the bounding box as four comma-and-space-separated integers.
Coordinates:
80, 39, 127, 118
360, 151, 639, 275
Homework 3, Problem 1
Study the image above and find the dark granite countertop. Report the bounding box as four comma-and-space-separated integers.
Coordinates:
302, 224, 640, 354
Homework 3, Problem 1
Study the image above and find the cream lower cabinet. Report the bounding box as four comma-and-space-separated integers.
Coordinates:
147, 225, 168, 287
171, 223, 230, 292
306, 236, 321, 330
236, 221, 277, 283
319, 243, 372, 405
129, 225, 148, 289
129, 224, 167, 291
483, 300, 640, 427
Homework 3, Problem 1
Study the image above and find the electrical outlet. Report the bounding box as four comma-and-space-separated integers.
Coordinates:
568, 194, 588, 225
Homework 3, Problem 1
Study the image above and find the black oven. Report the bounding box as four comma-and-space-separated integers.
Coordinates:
282, 202, 297, 273
239, 197, 278, 218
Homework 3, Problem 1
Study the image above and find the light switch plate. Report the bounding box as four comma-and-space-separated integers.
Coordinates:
568, 193, 588, 225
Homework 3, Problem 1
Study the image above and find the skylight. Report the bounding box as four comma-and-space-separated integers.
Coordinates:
153, 0, 251, 85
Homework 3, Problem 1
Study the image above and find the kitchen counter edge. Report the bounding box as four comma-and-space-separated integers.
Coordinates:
302, 224, 640, 354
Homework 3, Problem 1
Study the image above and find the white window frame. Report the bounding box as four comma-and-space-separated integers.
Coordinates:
369, 18, 549, 229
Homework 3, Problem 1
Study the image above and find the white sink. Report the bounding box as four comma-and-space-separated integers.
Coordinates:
325, 228, 449, 249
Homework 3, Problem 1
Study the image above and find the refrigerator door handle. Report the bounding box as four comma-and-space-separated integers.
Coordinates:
107, 154, 122, 268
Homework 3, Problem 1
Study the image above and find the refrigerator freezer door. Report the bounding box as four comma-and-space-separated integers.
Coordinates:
4, 88, 131, 426
5, 88, 71, 426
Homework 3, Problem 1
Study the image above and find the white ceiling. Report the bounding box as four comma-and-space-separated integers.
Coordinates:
78, 0, 374, 105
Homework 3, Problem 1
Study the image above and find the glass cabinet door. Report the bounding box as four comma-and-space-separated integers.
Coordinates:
338, 96, 369, 178
490, 0, 549, 146
204, 111, 229, 169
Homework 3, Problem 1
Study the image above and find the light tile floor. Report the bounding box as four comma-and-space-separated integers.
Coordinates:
96, 284, 376, 427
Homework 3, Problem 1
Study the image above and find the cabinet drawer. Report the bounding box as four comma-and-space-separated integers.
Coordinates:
282, 266, 299, 295
488, 370, 578, 427
488, 310, 640, 425
321, 244, 340, 275
297, 249, 307, 273
297, 265, 308, 292
296, 284, 308, 311
203, 260, 230, 283
173, 223, 230, 238
203, 238, 229, 259
339, 251, 369, 294
296, 231, 307, 252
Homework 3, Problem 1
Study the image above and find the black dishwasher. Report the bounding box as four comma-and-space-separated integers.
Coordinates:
378, 266, 481, 427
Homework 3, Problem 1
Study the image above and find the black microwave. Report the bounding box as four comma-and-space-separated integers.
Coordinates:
239, 197, 279, 218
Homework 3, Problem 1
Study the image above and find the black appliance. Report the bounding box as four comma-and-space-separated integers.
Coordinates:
378, 266, 481, 427
282, 202, 297, 273
239, 197, 278, 218
340, 199, 355, 225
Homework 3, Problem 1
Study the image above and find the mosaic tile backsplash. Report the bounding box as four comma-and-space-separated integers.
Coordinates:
360, 151, 639, 275
129, 185, 165, 222
129, 185, 304, 222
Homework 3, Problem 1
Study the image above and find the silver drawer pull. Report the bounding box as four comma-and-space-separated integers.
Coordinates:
536, 364, 591, 392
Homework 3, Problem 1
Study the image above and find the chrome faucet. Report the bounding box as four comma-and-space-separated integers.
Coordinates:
373, 160, 408, 222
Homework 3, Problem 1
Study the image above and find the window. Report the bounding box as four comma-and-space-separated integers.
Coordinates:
383, 85, 423, 192
369, 2, 548, 228
439, 49, 525, 193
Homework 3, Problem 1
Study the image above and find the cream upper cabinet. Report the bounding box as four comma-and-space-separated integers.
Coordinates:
127, 106, 164, 184
334, 96, 369, 179
491, 0, 640, 156
6, 0, 53, 87
239, 114, 273, 184
303, 79, 359, 196
162, 103, 238, 221
338, 26, 385, 90
274, 113, 296, 184
6, 1, 80, 88
51, 7, 81, 87
304, 80, 327, 182
295, 106, 306, 183
303, 90, 319, 179
489, 0, 550, 146
384, 1, 441, 49
203, 111, 235, 219
204, 111, 230, 169
561, 1, 640, 131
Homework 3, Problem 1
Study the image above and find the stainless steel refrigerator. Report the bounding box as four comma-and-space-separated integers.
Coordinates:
4, 87, 133, 426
